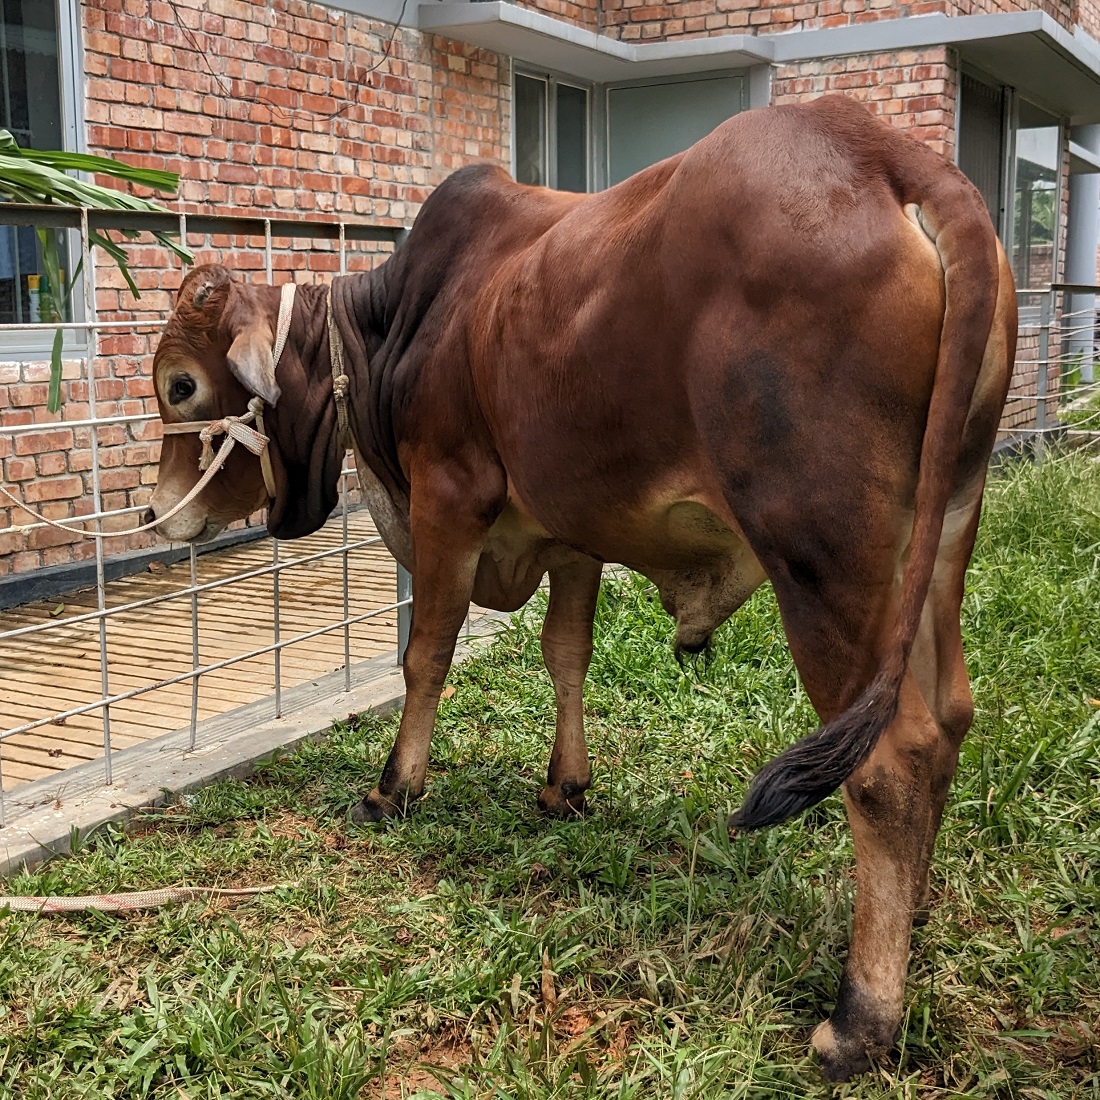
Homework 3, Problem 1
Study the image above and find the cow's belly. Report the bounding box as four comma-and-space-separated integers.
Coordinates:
473, 502, 581, 610
623, 499, 767, 651
478, 495, 766, 646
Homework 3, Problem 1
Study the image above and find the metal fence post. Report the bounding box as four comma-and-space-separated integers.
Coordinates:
397, 565, 412, 665
1036, 288, 1052, 462
338, 222, 352, 692
394, 225, 413, 666
80, 208, 114, 784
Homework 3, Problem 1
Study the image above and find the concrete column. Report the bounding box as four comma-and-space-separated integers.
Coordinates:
1065, 124, 1100, 382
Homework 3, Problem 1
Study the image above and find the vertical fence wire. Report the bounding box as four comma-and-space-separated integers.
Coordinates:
176, 215, 202, 751
264, 219, 282, 717
189, 544, 200, 749
82, 209, 113, 784
1036, 288, 1052, 462
393, 228, 413, 665
339, 222, 352, 692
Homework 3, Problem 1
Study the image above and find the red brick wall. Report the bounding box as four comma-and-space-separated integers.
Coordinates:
1, 0, 511, 577
513, 0, 601, 29
771, 48, 958, 157
1082, 0, 1100, 37
603, 0, 1077, 43
83, 0, 509, 214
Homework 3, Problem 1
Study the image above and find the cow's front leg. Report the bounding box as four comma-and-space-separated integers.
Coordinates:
350, 488, 489, 823
536, 556, 602, 816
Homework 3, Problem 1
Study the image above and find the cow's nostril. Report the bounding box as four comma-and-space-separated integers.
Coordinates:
143, 508, 156, 526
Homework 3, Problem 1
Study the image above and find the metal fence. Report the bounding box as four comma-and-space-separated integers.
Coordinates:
1012, 282, 1100, 455
0, 205, 413, 825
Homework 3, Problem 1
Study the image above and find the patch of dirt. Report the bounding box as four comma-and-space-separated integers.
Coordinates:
376, 1028, 474, 1098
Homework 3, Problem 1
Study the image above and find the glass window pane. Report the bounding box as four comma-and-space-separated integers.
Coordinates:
1013, 107, 1061, 289
555, 83, 588, 193
514, 74, 547, 188
1, 0, 68, 326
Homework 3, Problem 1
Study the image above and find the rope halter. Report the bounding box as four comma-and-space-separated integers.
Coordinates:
163, 395, 276, 498
158, 281, 297, 507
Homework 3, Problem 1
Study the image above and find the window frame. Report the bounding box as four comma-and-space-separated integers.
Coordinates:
512, 65, 751, 195
1008, 94, 1064, 293
511, 65, 595, 193
0, 0, 88, 362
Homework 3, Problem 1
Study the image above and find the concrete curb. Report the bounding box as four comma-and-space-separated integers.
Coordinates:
0, 611, 508, 876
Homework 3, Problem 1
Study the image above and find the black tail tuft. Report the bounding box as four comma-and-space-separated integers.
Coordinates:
729, 665, 902, 831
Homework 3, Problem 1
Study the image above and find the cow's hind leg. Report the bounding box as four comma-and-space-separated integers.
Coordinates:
802, 495, 982, 1080
537, 557, 602, 816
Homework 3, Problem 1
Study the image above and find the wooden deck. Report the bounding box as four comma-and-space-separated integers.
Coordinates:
0, 512, 404, 791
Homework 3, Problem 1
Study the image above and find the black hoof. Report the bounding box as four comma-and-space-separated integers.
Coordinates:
537, 790, 587, 817
811, 977, 898, 1082
816, 1037, 873, 1083
348, 787, 407, 823
537, 778, 588, 817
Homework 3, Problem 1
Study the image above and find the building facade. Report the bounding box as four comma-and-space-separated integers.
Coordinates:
2, 0, 1100, 580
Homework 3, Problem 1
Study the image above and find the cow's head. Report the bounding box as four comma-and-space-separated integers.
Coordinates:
146, 264, 281, 542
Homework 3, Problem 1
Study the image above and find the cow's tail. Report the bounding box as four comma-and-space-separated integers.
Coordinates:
730, 170, 1000, 832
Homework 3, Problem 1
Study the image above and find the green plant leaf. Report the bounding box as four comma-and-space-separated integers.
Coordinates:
48, 327, 64, 414
3, 129, 195, 410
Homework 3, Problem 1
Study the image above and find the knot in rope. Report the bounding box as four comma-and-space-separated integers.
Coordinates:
196, 397, 270, 472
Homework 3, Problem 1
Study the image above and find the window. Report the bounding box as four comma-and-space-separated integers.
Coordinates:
957, 72, 1006, 227
606, 73, 745, 186
1012, 101, 1061, 290
513, 68, 747, 194
0, 0, 72, 329
513, 72, 590, 192
957, 74, 1065, 291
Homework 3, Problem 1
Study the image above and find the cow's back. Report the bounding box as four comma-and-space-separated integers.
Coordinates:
465, 97, 954, 561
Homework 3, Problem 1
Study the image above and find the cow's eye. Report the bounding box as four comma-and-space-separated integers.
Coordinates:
169, 376, 196, 405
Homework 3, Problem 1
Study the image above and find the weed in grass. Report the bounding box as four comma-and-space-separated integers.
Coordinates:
0, 451, 1098, 1099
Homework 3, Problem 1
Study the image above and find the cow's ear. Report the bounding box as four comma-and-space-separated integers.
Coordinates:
226, 324, 281, 406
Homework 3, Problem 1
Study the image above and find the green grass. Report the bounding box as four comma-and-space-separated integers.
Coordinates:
2, 452, 1099, 1100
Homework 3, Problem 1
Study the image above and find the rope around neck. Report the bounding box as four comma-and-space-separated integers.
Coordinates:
326, 278, 352, 450
0, 283, 298, 541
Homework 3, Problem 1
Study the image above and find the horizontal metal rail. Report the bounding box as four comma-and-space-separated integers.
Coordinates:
0, 203, 406, 243
0, 595, 413, 742
2, 319, 167, 332
0, 534, 386, 643
3, 413, 159, 435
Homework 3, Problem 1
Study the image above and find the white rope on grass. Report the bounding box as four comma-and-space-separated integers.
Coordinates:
0, 882, 296, 914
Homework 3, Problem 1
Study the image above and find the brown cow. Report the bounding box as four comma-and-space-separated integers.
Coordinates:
146, 96, 1016, 1079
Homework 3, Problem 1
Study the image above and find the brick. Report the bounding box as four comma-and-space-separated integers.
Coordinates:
23, 476, 85, 504
4, 458, 36, 482
36, 453, 68, 477
15, 430, 74, 456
